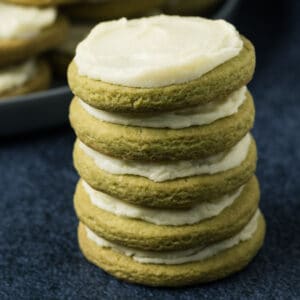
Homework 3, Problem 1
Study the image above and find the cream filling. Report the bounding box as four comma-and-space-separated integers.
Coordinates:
0, 3, 57, 39
0, 60, 37, 94
79, 133, 251, 182
75, 15, 243, 87
85, 210, 260, 265
57, 24, 93, 55
82, 180, 244, 225
79, 86, 246, 129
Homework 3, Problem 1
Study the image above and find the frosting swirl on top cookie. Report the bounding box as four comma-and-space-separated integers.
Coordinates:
75, 15, 243, 88
0, 3, 57, 39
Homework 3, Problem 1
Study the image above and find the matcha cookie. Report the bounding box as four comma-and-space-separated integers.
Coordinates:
73, 137, 257, 208
68, 37, 255, 113
63, 0, 164, 21
0, 59, 51, 99
78, 212, 266, 286
0, 16, 69, 68
69, 91, 255, 161
75, 176, 259, 251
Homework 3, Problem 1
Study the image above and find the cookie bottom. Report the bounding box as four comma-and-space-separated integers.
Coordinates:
78, 213, 265, 287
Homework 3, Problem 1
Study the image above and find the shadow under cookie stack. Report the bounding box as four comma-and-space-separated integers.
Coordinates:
68, 15, 266, 287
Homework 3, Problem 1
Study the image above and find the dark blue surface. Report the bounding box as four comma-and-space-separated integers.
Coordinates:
1, 0, 299, 299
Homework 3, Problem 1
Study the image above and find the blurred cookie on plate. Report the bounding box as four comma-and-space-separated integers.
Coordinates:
0, 59, 51, 99
0, 2, 69, 67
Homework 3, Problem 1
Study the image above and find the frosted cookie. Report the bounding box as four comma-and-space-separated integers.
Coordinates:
78, 210, 266, 286
163, 0, 224, 16
63, 0, 164, 21
69, 88, 255, 161
0, 59, 51, 99
68, 15, 255, 113
75, 176, 259, 251
0, 3, 69, 67
2, 0, 78, 6
51, 24, 93, 77
73, 134, 257, 208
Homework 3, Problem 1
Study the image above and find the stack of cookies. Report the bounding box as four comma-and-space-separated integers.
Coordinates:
68, 15, 266, 286
0, 0, 69, 98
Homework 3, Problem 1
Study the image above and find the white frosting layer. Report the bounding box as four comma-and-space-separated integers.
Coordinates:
79, 133, 251, 182
86, 210, 260, 265
57, 24, 93, 55
0, 3, 57, 39
75, 15, 243, 87
79, 87, 247, 129
82, 180, 244, 225
0, 60, 36, 93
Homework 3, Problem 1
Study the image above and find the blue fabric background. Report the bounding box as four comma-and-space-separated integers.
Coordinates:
0, 0, 299, 298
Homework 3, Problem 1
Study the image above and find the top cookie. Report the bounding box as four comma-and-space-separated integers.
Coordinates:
68, 15, 255, 113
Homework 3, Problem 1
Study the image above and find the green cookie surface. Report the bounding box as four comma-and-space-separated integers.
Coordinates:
73, 136, 257, 209
67, 37, 255, 113
78, 212, 266, 287
0, 16, 69, 68
74, 176, 259, 251
70, 91, 254, 161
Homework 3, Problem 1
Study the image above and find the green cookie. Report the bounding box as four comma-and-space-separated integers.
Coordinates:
78, 212, 266, 286
69, 91, 255, 161
73, 136, 257, 209
67, 36, 255, 113
74, 176, 259, 251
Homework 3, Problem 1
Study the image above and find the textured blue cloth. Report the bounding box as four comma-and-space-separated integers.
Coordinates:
0, 0, 299, 299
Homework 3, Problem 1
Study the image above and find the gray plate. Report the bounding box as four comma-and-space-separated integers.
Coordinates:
0, 0, 240, 136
